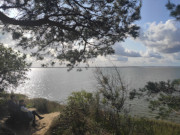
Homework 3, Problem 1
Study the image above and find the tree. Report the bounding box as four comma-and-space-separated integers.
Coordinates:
0, 44, 31, 92
94, 67, 131, 134
166, 0, 180, 20
0, 0, 141, 67
52, 68, 132, 135
130, 80, 180, 119
95, 67, 128, 114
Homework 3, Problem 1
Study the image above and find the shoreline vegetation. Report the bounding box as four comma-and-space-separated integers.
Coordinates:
0, 0, 180, 134
0, 92, 180, 135
0, 92, 63, 135
1, 67, 180, 135
0, 68, 180, 135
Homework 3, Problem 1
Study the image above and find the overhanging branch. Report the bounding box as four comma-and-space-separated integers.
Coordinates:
0, 11, 75, 31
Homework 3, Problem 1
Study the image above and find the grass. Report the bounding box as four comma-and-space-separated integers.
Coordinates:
26, 98, 64, 114
131, 117, 180, 135
48, 112, 180, 135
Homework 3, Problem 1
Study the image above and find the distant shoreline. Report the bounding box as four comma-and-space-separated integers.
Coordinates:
29, 66, 180, 68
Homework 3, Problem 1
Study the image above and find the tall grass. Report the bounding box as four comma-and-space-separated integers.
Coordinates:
27, 98, 64, 113
132, 117, 180, 135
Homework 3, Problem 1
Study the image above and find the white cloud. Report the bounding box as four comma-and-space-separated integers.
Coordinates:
113, 43, 141, 57
143, 50, 163, 59
0, 33, 16, 46
139, 20, 180, 54
1, 19, 180, 67
173, 53, 180, 60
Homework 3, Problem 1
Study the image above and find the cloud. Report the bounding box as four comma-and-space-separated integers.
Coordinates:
0, 32, 17, 47
1, 19, 180, 67
117, 56, 128, 62
173, 53, 180, 60
139, 20, 180, 54
113, 43, 141, 57
162, 46, 180, 53
144, 51, 163, 59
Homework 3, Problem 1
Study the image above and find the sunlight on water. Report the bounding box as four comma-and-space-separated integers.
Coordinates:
14, 67, 180, 122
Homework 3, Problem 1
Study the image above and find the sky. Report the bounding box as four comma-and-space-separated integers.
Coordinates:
1, 0, 180, 67
92, 0, 180, 67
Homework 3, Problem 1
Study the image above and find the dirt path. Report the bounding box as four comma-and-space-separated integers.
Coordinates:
31, 112, 60, 135
0, 111, 60, 135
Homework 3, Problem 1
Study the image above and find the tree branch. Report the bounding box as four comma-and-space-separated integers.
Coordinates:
0, 11, 75, 31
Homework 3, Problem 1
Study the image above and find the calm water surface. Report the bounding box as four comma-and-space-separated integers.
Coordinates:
13, 67, 180, 122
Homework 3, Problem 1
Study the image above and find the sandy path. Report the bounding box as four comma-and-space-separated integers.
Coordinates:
31, 112, 60, 135
0, 111, 60, 135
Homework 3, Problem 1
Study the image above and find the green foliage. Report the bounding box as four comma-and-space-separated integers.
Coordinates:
48, 90, 180, 135
94, 67, 131, 135
131, 117, 180, 135
0, 0, 141, 67
50, 91, 105, 135
131, 79, 180, 119
50, 65, 135, 135
12, 31, 22, 40
0, 44, 31, 92
95, 67, 128, 113
129, 89, 142, 100
166, 0, 180, 20
26, 98, 63, 114
135, 80, 176, 95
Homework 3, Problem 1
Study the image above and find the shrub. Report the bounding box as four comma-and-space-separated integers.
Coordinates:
27, 98, 63, 114
49, 91, 107, 135
131, 79, 180, 119
47, 90, 180, 135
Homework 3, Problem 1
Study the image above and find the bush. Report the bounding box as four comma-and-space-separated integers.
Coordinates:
131, 79, 180, 119
27, 98, 63, 114
48, 91, 107, 135
47, 68, 180, 135
132, 117, 180, 135
47, 90, 180, 135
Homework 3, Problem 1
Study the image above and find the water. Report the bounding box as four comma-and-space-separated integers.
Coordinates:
15, 68, 97, 102
12, 67, 180, 122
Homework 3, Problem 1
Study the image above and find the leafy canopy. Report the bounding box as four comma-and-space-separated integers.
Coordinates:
0, 44, 31, 92
166, 0, 180, 20
0, 0, 141, 67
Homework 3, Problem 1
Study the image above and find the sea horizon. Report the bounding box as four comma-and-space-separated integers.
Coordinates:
29, 66, 180, 68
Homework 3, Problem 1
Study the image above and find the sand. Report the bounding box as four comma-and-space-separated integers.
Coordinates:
31, 112, 60, 135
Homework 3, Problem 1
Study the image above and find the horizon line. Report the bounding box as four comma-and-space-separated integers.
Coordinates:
29, 66, 180, 68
